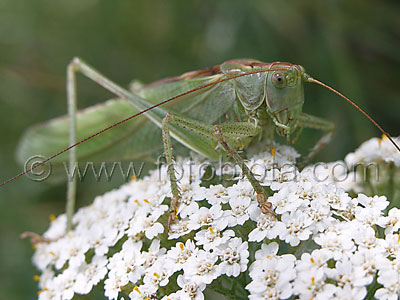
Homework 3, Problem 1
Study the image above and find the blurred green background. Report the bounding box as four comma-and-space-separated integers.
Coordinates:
1, 0, 399, 299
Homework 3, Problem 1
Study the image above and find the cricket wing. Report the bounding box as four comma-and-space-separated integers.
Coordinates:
17, 71, 238, 182
16, 98, 164, 174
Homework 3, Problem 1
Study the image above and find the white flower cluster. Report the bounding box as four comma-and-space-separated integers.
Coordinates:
330, 135, 400, 194
345, 135, 400, 167
32, 140, 400, 300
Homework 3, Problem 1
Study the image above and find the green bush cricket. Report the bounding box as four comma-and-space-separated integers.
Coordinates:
2, 58, 399, 233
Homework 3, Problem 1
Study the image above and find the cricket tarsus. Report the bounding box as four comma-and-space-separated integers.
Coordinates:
4, 58, 400, 235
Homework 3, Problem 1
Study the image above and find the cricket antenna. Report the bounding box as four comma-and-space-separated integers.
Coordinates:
306, 75, 400, 153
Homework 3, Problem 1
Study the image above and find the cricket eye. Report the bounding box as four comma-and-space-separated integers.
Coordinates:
272, 72, 287, 89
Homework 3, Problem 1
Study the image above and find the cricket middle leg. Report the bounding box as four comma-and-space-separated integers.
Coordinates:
161, 113, 274, 231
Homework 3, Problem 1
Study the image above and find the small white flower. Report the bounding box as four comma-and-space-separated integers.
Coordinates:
184, 250, 219, 284
268, 182, 306, 214
293, 267, 336, 300
143, 261, 172, 290
127, 206, 167, 239
268, 164, 299, 190
38, 283, 60, 300
353, 226, 380, 250
324, 185, 353, 211
56, 235, 90, 269
52, 266, 79, 300
305, 198, 332, 233
227, 196, 256, 226
201, 184, 229, 205
247, 242, 296, 299
176, 274, 206, 300
161, 292, 181, 300
334, 283, 367, 300
279, 211, 313, 246
216, 237, 249, 277
168, 218, 191, 239
177, 183, 200, 218
73, 255, 108, 294
376, 256, 400, 300
354, 205, 382, 227
350, 249, 380, 282
107, 239, 144, 284
165, 239, 198, 272
188, 204, 228, 231
248, 208, 285, 242
226, 181, 254, 199
195, 227, 235, 251
141, 239, 166, 269
298, 249, 331, 269
254, 242, 279, 260
87, 225, 117, 256
333, 258, 369, 299
314, 229, 355, 260
377, 207, 400, 235
382, 233, 400, 257
32, 242, 59, 272
43, 214, 67, 241
129, 284, 157, 300
357, 194, 389, 211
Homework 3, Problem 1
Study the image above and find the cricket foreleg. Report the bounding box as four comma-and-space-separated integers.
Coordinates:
297, 112, 335, 167
212, 124, 275, 216
291, 126, 303, 144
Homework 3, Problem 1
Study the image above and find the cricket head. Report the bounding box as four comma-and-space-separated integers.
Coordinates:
265, 63, 307, 136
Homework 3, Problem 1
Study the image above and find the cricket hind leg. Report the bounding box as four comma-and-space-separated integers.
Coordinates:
66, 61, 78, 231
65, 57, 165, 231
297, 112, 335, 168
28, 58, 113, 233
